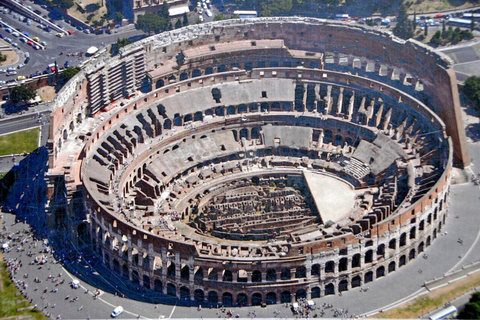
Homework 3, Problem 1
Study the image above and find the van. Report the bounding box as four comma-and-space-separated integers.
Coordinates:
111, 306, 123, 318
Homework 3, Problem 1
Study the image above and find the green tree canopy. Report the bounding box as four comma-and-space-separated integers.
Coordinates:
393, 5, 414, 40
135, 13, 168, 34
53, 0, 74, 9
10, 85, 36, 104
463, 76, 480, 111
61, 67, 81, 83
260, 0, 293, 16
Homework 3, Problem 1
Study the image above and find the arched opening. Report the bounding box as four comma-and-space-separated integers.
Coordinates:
163, 119, 172, 130
237, 293, 248, 307
325, 283, 335, 295
266, 269, 276, 281
194, 267, 203, 283
296, 266, 306, 278
324, 130, 333, 144
311, 264, 320, 276
364, 271, 373, 283
215, 107, 224, 116
180, 286, 190, 300
251, 292, 262, 306
113, 259, 120, 273
192, 69, 202, 77
426, 236, 431, 247
377, 244, 385, 258
410, 226, 416, 239
238, 104, 248, 113
194, 111, 203, 122
208, 291, 218, 305
352, 275, 361, 288
167, 283, 176, 297
266, 292, 277, 305
217, 64, 226, 72
222, 270, 233, 282
388, 261, 396, 273
194, 289, 204, 304
365, 250, 373, 264
132, 271, 140, 285
156, 79, 164, 88
260, 102, 269, 112
180, 72, 188, 81
208, 268, 218, 281
122, 264, 129, 278
143, 275, 150, 289
325, 261, 335, 273
222, 292, 233, 307
311, 286, 321, 298
399, 255, 406, 267
167, 261, 176, 277
154, 279, 163, 292
339, 258, 348, 272
352, 254, 361, 268
227, 105, 236, 115
409, 248, 416, 260
281, 268, 291, 280
205, 66, 213, 75
296, 289, 307, 299
181, 265, 189, 281
338, 279, 348, 292
252, 270, 262, 282
334, 134, 343, 146
240, 128, 249, 140
281, 291, 291, 303
389, 238, 397, 250
376, 266, 385, 278
418, 241, 425, 253
400, 233, 407, 247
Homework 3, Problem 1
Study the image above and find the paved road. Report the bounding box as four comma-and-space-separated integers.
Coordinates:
437, 37, 480, 83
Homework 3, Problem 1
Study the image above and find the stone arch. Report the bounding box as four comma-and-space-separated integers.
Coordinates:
325, 261, 335, 273
222, 270, 233, 282
376, 266, 385, 278
205, 66, 214, 75
311, 286, 321, 298
418, 241, 425, 253
410, 226, 416, 239
222, 292, 233, 307
122, 264, 129, 278
227, 105, 236, 115
352, 253, 361, 268
154, 279, 163, 292
399, 255, 406, 267
192, 69, 202, 77
365, 250, 373, 263
240, 128, 249, 140
156, 79, 164, 88
194, 289, 204, 304
352, 275, 361, 288
266, 292, 277, 305
194, 267, 203, 282
311, 264, 320, 276
280, 268, 291, 280
426, 236, 431, 247
266, 269, 276, 281
325, 283, 335, 295
324, 129, 333, 143
251, 127, 260, 139
400, 233, 407, 246
365, 271, 373, 283
281, 291, 291, 303
131, 270, 140, 284
339, 257, 348, 272
377, 244, 385, 257
215, 106, 224, 116
334, 134, 343, 146
389, 238, 396, 250
237, 293, 248, 306
180, 72, 188, 81
184, 113, 193, 123
388, 261, 396, 273
194, 111, 203, 122
252, 270, 262, 282
181, 264, 189, 281
208, 268, 218, 281
167, 283, 176, 296
238, 104, 248, 113
167, 261, 176, 277
296, 289, 307, 299
296, 266, 306, 278
163, 119, 172, 130
251, 292, 262, 306
113, 259, 120, 273
208, 291, 219, 305
261, 102, 269, 112
63, 128, 68, 140
409, 248, 416, 260
180, 286, 190, 300
339, 279, 348, 292
143, 274, 150, 289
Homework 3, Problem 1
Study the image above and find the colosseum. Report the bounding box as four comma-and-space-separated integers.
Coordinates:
46, 17, 469, 307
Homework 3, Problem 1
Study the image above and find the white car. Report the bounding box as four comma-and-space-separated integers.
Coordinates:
12, 42, 18, 47
205, 9, 212, 17
111, 306, 124, 318
17, 63, 24, 68
19, 37, 27, 42
12, 32, 19, 37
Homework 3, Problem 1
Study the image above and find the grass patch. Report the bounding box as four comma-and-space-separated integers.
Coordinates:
0, 253, 48, 320
0, 128, 39, 156
378, 270, 480, 318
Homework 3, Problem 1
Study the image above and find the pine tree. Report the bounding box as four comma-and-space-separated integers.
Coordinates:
393, 5, 414, 40
182, 12, 189, 27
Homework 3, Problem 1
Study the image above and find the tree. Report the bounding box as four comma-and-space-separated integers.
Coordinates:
135, 13, 168, 34
214, 13, 227, 21
413, 11, 417, 30
115, 12, 124, 24
175, 19, 182, 29
182, 12, 189, 26
441, 19, 446, 37
53, 0, 74, 9
0, 52, 6, 62
10, 85, 36, 104
260, 0, 293, 16
458, 302, 480, 319
61, 67, 81, 83
463, 76, 480, 110
160, 1, 169, 18
424, 23, 428, 37
429, 31, 442, 46
393, 4, 414, 40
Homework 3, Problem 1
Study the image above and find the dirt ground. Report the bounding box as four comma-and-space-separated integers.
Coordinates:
0, 50, 18, 66
37, 86, 56, 102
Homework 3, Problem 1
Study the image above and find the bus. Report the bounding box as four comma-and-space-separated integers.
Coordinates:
447, 18, 474, 28
428, 305, 457, 320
